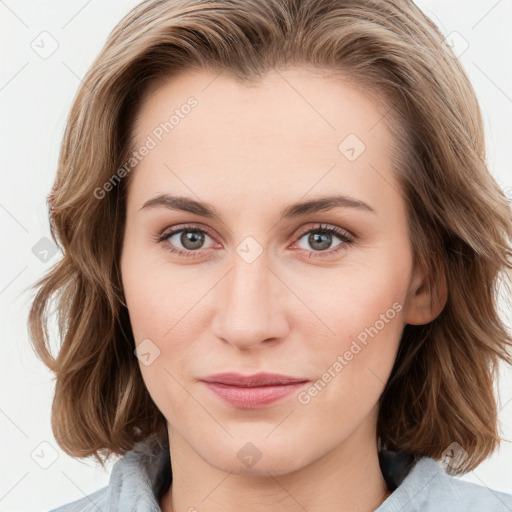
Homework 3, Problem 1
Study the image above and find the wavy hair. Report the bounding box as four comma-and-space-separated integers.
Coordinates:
28, 0, 512, 474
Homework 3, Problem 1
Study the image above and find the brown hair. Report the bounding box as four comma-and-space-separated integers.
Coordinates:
28, 0, 512, 474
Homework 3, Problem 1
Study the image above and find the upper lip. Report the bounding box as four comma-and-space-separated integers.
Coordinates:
200, 372, 309, 387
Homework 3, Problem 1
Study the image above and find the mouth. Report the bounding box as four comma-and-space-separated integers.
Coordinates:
200, 372, 310, 409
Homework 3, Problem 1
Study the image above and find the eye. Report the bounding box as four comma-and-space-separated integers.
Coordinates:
292, 223, 354, 257
156, 222, 355, 259
157, 224, 218, 258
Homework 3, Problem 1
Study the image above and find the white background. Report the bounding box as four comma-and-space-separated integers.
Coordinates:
1, 1, 511, 510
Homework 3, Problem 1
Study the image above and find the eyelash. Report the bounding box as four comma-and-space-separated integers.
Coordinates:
155, 223, 355, 259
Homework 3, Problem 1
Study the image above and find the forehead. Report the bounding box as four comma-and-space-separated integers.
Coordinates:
132, 66, 392, 146
127, 67, 401, 216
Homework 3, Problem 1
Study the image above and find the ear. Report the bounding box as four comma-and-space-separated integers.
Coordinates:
403, 256, 448, 326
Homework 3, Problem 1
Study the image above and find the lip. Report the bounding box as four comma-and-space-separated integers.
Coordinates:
200, 372, 310, 409
201, 372, 308, 387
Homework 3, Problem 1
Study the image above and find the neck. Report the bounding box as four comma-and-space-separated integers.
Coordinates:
160, 416, 390, 512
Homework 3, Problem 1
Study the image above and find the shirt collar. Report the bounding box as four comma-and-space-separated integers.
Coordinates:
106, 436, 171, 511
104, 437, 439, 511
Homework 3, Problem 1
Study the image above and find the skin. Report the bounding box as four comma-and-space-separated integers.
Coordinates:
120, 67, 446, 512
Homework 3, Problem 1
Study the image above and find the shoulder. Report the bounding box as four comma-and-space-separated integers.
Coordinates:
46, 437, 170, 511
377, 457, 512, 512
426, 469, 512, 512
48, 485, 109, 512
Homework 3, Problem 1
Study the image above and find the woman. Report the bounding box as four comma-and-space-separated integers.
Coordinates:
29, 0, 512, 510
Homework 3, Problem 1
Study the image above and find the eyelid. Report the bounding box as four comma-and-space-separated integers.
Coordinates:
292, 223, 355, 243
155, 223, 220, 257
156, 223, 217, 244
289, 223, 355, 257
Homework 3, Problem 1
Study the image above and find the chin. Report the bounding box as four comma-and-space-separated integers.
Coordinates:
197, 436, 316, 477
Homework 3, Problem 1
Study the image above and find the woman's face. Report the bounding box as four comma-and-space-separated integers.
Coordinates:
120, 67, 431, 475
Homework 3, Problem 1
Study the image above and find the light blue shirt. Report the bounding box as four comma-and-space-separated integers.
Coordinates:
49, 441, 512, 511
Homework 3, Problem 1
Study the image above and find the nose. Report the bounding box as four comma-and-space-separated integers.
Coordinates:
211, 253, 290, 351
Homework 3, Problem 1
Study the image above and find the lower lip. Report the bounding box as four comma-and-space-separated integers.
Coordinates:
202, 381, 309, 409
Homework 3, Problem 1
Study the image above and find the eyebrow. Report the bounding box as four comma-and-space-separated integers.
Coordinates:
139, 193, 376, 219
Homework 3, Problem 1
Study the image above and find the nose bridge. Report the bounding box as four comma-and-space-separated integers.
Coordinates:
212, 250, 288, 349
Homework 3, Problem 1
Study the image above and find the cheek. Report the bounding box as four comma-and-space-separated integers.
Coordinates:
121, 234, 197, 343
293, 276, 406, 436
121, 244, 214, 392
294, 248, 409, 402
121, 252, 202, 420
299, 256, 408, 350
